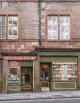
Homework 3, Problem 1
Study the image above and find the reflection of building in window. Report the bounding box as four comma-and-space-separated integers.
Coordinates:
41, 64, 49, 80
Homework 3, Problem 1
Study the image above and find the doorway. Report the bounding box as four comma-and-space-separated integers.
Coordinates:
21, 67, 33, 92
40, 63, 51, 91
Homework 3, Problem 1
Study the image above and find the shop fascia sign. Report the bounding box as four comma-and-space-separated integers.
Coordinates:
3, 56, 36, 60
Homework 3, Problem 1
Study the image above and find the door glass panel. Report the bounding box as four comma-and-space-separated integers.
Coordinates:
41, 64, 49, 80
22, 68, 31, 84
40, 64, 50, 91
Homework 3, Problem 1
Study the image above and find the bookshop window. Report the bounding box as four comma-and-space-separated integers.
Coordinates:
41, 64, 49, 80
8, 68, 19, 83
52, 63, 77, 80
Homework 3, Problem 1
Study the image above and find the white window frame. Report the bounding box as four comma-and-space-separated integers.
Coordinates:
0, 16, 6, 39
47, 16, 58, 40
47, 15, 70, 40
8, 16, 18, 39
60, 16, 70, 40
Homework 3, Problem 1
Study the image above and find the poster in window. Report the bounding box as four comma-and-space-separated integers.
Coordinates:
8, 68, 19, 83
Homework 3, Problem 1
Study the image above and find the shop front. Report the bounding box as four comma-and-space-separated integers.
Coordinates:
2, 56, 37, 93
40, 56, 78, 91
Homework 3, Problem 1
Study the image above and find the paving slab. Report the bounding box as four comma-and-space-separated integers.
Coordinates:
0, 91, 80, 101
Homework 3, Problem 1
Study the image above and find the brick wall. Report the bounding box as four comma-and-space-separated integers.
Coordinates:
0, 41, 39, 52
0, 1, 80, 51
0, 1, 39, 52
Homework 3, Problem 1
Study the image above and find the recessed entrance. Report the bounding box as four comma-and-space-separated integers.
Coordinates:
21, 67, 33, 92
40, 63, 51, 91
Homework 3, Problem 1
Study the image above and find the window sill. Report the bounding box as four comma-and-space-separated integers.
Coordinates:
0, 39, 39, 42
42, 39, 80, 42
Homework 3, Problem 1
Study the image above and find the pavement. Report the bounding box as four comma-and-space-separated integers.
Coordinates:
0, 91, 80, 101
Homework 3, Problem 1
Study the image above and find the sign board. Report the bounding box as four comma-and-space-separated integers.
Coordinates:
3, 56, 36, 60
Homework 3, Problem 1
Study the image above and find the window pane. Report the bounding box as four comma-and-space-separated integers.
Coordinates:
47, 16, 58, 39
41, 64, 49, 80
13, 16, 18, 20
0, 27, 2, 38
13, 27, 17, 36
8, 16, 18, 39
8, 27, 12, 35
9, 68, 17, 75
8, 68, 19, 83
2, 27, 6, 38
8, 16, 18, 25
0, 16, 6, 25
22, 68, 31, 84
2, 16, 6, 25
9, 21, 13, 25
8, 16, 14, 21
8, 16, 18, 21
0, 26, 6, 39
0, 16, 6, 39
0, 17, 2, 25
13, 21, 17, 26
52, 63, 77, 80
60, 16, 70, 39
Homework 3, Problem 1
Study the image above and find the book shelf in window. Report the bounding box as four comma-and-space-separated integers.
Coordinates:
52, 63, 77, 81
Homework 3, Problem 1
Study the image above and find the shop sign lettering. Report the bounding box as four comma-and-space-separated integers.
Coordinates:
3, 56, 36, 60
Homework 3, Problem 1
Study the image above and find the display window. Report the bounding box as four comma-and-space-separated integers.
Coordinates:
52, 63, 77, 80
8, 68, 19, 83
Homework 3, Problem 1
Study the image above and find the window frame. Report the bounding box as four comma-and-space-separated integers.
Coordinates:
8, 67, 19, 84
52, 62, 77, 81
47, 14, 71, 41
0, 13, 19, 40
8, 16, 18, 39
0, 16, 6, 39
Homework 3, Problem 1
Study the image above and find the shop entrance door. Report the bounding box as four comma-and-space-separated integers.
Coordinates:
21, 67, 33, 92
40, 63, 51, 91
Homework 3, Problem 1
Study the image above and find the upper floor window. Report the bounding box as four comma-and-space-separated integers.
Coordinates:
0, 16, 18, 39
0, 16, 6, 39
47, 15, 70, 40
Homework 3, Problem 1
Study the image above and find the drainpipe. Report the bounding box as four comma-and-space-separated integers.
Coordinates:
38, 0, 41, 46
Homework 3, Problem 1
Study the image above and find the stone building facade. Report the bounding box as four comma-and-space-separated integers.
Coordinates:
0, 0, 80, 93
0, 0, 40, 93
